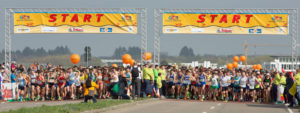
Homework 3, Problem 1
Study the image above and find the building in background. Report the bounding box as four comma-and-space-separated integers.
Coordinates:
178, 61, 218, 68
263, 55, 300, 72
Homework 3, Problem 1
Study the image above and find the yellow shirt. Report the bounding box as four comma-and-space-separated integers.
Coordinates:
83, 82, 99, 96
156, 76, 162, 88
148, 68, 154, 80
280, 76, 286, 86
143, 68, 150, 80
273, 74, 281, 85
158, 69, 167, 81
294, 73, 300, 86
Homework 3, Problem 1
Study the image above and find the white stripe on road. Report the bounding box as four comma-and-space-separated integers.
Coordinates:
217, 103, 221, 106
203, 112, 207, 113
284, 105, 293, 113
210, 106, 215, 110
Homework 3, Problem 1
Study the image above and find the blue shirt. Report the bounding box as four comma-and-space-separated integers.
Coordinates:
11, 73, 16, 83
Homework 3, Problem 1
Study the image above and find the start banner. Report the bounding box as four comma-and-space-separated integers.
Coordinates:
163, 13, 288, 35
14, 12, 137, 34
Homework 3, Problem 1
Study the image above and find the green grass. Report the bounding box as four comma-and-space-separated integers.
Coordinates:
1, 100, 136, 113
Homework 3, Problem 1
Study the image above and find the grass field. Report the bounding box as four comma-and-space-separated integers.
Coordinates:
1, 100, 134, 113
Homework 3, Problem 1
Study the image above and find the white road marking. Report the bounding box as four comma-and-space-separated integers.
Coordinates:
284, 104, 293, 113
203, 112, 207, 113
217, 103, 221, 106
210, 106, 215, 110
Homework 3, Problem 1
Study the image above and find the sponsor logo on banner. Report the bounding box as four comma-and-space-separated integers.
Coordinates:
16, 28, 30, 33
168, 15, 179, 21
271, 16, 283, 22
99, 28, 112, 32
278, 27, 285, 34
107, 28, 113, 32
165, 28, 178, 33
100, 28, 105, 32
42, 27, 57, 32
122, 15, 132, 21
69, 27, 83, 32
18, 15, 31, 21
128, 27, 134, 32
191, 28, 204, 33
217, 28, 232, 33
249, 29, 262, 34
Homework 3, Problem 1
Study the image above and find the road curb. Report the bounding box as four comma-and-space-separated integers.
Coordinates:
81, 98, 160, 113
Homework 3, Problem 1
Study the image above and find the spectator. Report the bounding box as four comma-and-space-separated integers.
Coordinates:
83, 76, 98, 103
131, 62, 142, 99
0, 67, 3, 100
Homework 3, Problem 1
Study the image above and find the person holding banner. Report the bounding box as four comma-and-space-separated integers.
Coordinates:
286, 72, 295, 107
294, 69, 300, 105
0, 67, 3, 100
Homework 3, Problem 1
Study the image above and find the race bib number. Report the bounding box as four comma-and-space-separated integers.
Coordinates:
49, 79, 54, 83
250, 86, 254, 89
265, 82, 270, 86
200, 79, 205, 82
104, 77, 109, 81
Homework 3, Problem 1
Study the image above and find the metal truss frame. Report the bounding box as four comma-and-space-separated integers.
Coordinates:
154, 8, 298, 70
5, 8, 147, 71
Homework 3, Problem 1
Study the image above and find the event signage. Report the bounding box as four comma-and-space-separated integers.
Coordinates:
14, 13, 137, 34
163, 13, 288, 35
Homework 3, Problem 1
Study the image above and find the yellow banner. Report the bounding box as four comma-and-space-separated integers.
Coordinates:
163, 13, 288, 35
14, 13, 137, 34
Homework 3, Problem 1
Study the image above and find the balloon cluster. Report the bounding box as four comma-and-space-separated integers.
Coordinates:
252, 64, 262, 70
227, 56, 246, 69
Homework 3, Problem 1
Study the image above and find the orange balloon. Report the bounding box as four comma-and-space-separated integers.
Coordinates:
233, 62, 238, 68
122, 54, 132, 64
70, 54, 80, 64
240, 56, 246, 62
257, 64, 262, 70
123, 58, 132, 64
252, 65, 257, 70
112, 64, 118, 68
143, 52, 152, 60
233, 56, 239, 62
129, 59, 135, 66
227, 63, 233, 69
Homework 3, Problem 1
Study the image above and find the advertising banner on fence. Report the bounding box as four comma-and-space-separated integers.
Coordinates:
163, 13, 288, 35
14, 13, 137, 34
1, 83, 17, 101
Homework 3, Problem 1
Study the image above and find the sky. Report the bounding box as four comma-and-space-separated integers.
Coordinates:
0, 0, 299, 57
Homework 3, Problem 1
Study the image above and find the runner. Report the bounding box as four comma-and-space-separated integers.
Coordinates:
176, 69, 183, 99
239, 71, 248, 101
167, 69, 176, 98
220, 71, 230, 102
17, 71, 26, 102
36, 70, 46, 101
248, 72, 257, 102
263, 73, 272, 103
233, 71, 241, 101
182, 70, 191, 100
57, 71, 66, 101
197, 71, 206, 101
48, 70, 57, 101
210, 71, 219, 101
29, 70, 37, 101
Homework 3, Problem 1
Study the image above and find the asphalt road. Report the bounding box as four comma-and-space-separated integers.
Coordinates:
104, 100, 298, 113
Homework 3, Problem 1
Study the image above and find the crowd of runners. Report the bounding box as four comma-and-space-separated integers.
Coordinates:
0, 62, 300, 107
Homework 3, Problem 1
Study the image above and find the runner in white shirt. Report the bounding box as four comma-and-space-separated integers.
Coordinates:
239, 72, 248, 101
221, 71, 231, 102
248, 72, 257, 102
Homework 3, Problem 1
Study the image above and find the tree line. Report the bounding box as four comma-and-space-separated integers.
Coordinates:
0, 46, 72, 62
